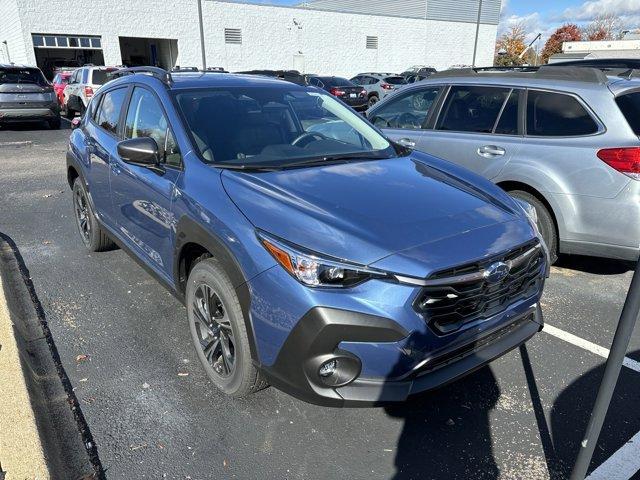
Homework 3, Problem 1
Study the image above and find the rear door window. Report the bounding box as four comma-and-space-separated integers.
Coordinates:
616, 91, 640, 135
494, 90, 520, 135
384, 76, 406, 85
436, 86, 512, 133
526, 90, 598, 136
95, 87, 128, 136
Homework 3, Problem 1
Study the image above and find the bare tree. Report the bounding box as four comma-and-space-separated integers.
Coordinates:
583, 13, 627, 41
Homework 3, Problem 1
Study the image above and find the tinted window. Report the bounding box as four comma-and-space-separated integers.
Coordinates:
616, 92, 640, 136
494, 90, 519, 135
0, 68, 48, 86
90, 70, 115, 85
526, 90, 598, 136
384, 76, 406, 85
438, 86, 511, 133
308, 77, 323, 88
125, 87, 181, 167
370, 87, 441, 130
95, 88, 127, 135
323, 77, 354, 87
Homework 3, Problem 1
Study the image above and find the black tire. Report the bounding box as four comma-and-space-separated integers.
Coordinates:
72, 177, 115, 252
65, 103, 75, 119
508, 190, 558, 264
48, 116, 61, 130
187, 257, 267, 397
368, 94, 379, 107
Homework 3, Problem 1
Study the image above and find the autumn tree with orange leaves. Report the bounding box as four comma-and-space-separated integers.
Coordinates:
541, 24, 582, 63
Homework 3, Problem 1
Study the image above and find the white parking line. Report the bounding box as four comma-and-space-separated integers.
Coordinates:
543, 324, 640, 373
585, 430, 640, 480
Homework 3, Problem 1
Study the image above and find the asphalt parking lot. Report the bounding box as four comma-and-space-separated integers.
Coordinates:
1, 123, 639, 480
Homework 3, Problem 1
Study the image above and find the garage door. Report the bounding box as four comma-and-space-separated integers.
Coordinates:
32, 34, 105, 79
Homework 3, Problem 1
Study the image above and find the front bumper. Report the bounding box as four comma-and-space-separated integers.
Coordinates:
256, 290, 543, 407
0, 107, 60, 122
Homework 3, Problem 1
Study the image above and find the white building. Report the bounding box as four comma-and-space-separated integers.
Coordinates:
549, 34, 640, 63
0, 0, 501, 78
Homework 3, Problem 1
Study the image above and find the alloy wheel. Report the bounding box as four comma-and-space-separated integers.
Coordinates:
192, 283, 236, 378
74, 186, 91, 244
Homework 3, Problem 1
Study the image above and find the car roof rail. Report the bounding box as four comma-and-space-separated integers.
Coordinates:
110, 66, 172, 85
430, 65, 610, 84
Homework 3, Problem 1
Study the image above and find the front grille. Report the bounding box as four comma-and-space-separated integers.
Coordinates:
414, 241, 544, 334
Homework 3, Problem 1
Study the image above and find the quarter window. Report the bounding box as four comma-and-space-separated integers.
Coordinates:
616, 92, 640, 135
437, 86, 512, 133
526, 90, 598, 136
95, 88, 127, 135
125, 87, 181, 167
370, 87, 441, 130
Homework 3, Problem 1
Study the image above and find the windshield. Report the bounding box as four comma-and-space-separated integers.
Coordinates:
0, 68, 48, 86
175, 86, 393, 168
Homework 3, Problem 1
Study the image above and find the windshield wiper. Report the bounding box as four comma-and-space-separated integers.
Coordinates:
281, 153, 388, 169
212, 163, 280, 172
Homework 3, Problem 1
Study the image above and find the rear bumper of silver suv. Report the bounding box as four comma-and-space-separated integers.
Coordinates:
0, 106, 60, 122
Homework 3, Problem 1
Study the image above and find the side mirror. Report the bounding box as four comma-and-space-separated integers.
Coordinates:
70, 117, 81, 130
117, 137, 160, 167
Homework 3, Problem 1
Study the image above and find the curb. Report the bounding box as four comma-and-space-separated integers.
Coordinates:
0, 233, 104, 480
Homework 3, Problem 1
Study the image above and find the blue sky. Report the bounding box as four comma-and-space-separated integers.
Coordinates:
238, 0, 640, 42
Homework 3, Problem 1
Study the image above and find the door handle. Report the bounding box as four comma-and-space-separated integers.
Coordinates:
397, 138, 416, 148
477, 145, 505, 158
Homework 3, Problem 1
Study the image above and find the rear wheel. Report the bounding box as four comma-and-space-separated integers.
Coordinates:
48, 116, 61, 130
187, 257, 267, 397
72, 178, 114, 252
65, 103, 75, 119
368, 95, 379, 108
508, 190, 558, 263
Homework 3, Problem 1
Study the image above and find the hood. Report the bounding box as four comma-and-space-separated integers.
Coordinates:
221, 155, 532, 269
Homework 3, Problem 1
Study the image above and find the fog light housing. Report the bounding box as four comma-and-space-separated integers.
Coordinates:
319, 359, 338, 378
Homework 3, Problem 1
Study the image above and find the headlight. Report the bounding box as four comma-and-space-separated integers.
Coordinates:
258, 231, 387, 288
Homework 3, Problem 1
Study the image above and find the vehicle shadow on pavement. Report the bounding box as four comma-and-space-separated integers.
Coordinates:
384, 366, 500, 480
0, 122, 69, 131
549, 349, 640, 479
555, 255, 635, 276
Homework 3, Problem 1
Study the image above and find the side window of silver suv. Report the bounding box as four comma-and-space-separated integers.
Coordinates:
526, 90, 598, 137
436, 86, 513, 134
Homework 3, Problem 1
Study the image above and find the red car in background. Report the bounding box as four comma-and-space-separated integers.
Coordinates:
52, 71, 73, 106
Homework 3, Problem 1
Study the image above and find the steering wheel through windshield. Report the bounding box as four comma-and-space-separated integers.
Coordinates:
291, 131, 329, 148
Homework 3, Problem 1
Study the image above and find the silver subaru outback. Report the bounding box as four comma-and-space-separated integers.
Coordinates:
367, 66, 640, 263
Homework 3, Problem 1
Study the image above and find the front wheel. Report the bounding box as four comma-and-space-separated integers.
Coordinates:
187, 257, 267, 397
509, 190, 558, 264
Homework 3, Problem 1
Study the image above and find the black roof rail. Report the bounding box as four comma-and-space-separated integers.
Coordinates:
430, 65, 609, 84
110, 66, 172, 85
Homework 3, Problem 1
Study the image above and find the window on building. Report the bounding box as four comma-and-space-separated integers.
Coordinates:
366, 36, 378, 50
68, 37, 79, 47
55, 36, 68, 47
90, 38, 101, 48
494, 90, 520, 135
125, 87, 181, 167
437, 86, 512, 133
225, 28, 242, 45
79, 37, 90, 48
370, 87, 441, 130
32, 35, 44, 47
44, 36, 56, 47
526, 90, 598, 136
95, 88, 128, 136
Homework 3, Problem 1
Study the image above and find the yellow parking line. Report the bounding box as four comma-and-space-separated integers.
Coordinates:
0, 275, 50, 480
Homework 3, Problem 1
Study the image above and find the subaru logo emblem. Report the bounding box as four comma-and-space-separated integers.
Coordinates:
484, 262, 510, 283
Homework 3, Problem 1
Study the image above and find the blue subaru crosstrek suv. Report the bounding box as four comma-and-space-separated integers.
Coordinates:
66, 67, 548, 406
